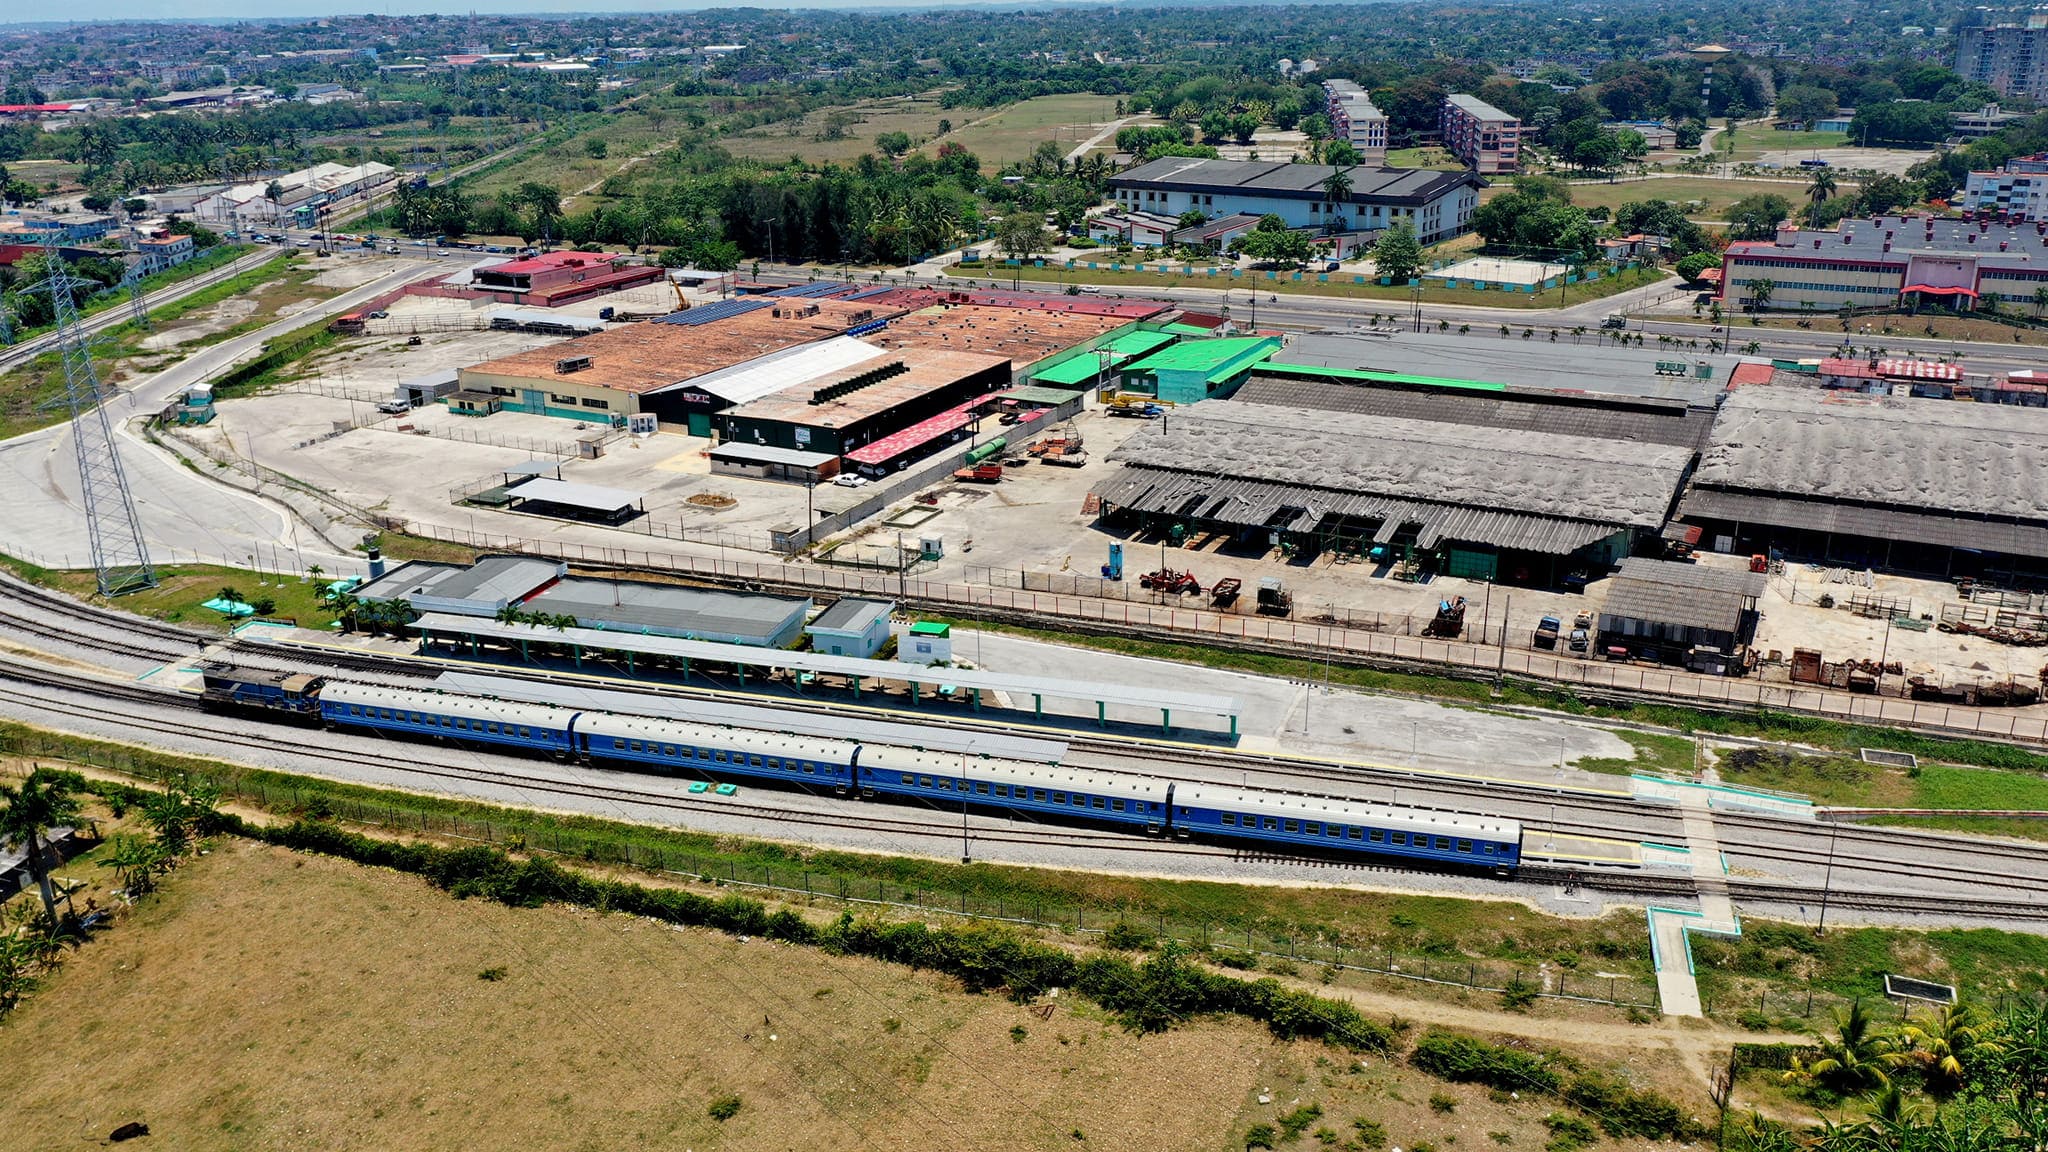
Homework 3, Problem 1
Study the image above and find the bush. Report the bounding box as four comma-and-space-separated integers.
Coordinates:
1277, 1103, 1323, 1140
1245, 1123, 1278, 1150
1408, 1030, 1564, 1094
1542, 1113, 1596, 1152
1499, 976, 1540, 1011
1101, 920, 1156, 951
1429, 1092, 1458, 1113
1562, 1070, 1706, 1141
1352, 1119, 1387, 1148
707, 1094, 742, 1121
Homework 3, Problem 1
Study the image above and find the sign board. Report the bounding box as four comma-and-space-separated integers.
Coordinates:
793, 427, 812, 446
628, 413, 658, 435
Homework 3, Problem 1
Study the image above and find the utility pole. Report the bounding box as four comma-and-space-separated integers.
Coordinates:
1815, 819, 1841, 935
40, 242, 155, 596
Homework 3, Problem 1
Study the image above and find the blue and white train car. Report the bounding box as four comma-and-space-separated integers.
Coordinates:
1172, 783, 1522, 869
576, 712, 861, 792
321, 682, 582, 755
862, 749, 1172, 832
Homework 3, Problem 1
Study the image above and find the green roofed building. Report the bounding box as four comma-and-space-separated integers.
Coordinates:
1031, 328, 1181, 389
1118, 335, 1282, 405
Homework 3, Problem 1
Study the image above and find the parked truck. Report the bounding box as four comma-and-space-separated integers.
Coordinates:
1533, 615, 1562, 650
952, 463, 1003, 483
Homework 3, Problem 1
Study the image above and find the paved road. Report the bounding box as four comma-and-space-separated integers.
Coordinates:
0, 248, 288, 374
0, 260, 446, 575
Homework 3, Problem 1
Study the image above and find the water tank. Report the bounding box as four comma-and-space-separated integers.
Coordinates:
964, 437, 1007, 464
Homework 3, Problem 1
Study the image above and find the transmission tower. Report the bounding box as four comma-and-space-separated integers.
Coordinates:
39, 242, 156, 596
121, 232, 151, 330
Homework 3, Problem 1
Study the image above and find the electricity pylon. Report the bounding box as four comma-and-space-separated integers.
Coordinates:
39, 242, 155, 596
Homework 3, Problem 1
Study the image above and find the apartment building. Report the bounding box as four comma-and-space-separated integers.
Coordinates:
1961, 154, 2048, 220
1957, 18, 2048, 101
1322, 79, 1388, 164
1440, 94, 1520, 175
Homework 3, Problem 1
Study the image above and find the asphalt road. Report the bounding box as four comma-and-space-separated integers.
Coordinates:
0, 258, 448, 575
0, 247, 289, 375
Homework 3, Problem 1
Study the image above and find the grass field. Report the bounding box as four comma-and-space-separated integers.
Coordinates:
948, 261, 1667, 309
1383, 146, 1465, 171
1490, 176, 1815, 220
463, 105, 692, 204
0, 834, 1723, 1151
1684, 309, 2048, 348
7, 157, 85, 192
0, 554, 342, 630
1719, 128, 1849, 160
934, 93, 1124, 168
722, 93, 957, 166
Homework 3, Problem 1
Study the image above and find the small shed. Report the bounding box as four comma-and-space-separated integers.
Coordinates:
900, 620, 953, 664
1596, 558, 1766, 668
808, 597, 896, 658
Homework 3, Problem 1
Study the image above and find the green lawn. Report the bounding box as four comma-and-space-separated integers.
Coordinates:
1573, 730, 1697, 776
947, 260, 1666, 310
1493, 175, 1816, 220
934, 93, 1126, 167
0, 553, 342, 631
1384, 146, 1465, 171
1720, 128, 1849, 160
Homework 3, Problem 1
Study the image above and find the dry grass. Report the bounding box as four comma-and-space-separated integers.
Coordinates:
0, 840, 1258, 1151
722, 94, 957, 165
936, 94, 1123, 168
0, 838, 1704, 1151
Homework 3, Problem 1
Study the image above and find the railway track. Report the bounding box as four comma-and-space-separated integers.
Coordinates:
5, 655, 2046, 922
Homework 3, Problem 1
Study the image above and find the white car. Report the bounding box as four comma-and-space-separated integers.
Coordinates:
831, 473, 871, 487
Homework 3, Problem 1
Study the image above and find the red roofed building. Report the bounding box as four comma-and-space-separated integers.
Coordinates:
468, 250, 664, 306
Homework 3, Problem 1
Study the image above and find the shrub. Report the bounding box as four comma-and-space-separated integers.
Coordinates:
1277, 1103, 1323, 1140
1408, 1030, 1563, 1094
1010, 1024, 1029, 1043
707, 1094, 742, 1122
1541, 1113, 1596, 1152
1429, 1092, 1458, 1113
1562, 1070, 1707, 1141
477, 967, 507, 982
1352, 1119, 1387, 1148
1101, 920, 1156, 951
1499, 976, 1540, 1011
1214, 951, 1260, 971
1245, 1123, 1279, 1150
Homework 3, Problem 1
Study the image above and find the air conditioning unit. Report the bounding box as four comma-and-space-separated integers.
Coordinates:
556, 354, 593, 374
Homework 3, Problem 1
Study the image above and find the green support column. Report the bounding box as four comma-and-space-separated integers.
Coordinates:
1033, 692, 1042, 721
737, 664, 745, 685
1230, 713, 1238, 738
471, 635, 479, 656
853, 676, 863, 697
682, 657, 690, 681
910, 682, 920, 705
626, 652, 635, 675
971, 688, 981, 712
573, 644, 582, 668
1097, 700, 1106, 728
1162, 707, 1171, 735
519, 639, 528, 662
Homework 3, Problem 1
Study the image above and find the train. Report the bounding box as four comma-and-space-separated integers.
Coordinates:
199, 664, 1523, 873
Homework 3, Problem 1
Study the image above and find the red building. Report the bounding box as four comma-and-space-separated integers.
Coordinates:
469, 251, 664, 307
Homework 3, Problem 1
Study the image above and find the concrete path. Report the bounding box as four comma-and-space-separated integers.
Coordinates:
1066, 117, 1134, 163
1650, 789, 1744, 1018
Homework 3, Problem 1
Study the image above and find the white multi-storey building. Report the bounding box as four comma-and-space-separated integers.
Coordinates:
1322, 79, 1388, 164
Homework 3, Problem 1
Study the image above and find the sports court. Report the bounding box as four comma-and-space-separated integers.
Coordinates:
1431, 256, 1568, 285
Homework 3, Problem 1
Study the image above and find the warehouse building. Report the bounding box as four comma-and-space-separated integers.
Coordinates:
719, 348, 1012, 456
1597, 559, 1765, 671
1248, 331, 1728, 449
522, 577, 811, 648
1720, 215, 2048, 313
1113, 335, 1282, 405
806, 597, 896, 658
1094, 400, 1693, 582
466, 250, 665, 307
456, 300, 900, 426
353, 556, 566, 616
1107, 157, 1482, 244
1678, 386, 2048, 578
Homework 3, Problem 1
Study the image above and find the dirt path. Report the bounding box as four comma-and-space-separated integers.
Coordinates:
1308, 978, 1805, 1089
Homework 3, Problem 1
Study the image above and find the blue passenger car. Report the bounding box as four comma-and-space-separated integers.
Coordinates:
576, 712, 861, 792
320, 682, 582, 755
859, 748, 1170, 831
1171, 784, 1521, 870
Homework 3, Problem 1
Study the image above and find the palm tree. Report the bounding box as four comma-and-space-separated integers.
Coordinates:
2032, 284, 2048, 319
1888, 1002, 2000, 1100
101, 834, 167, 898
1319, 166, 1353, 233
494, 602, 527, 626
1806, 167, 1837, 224
0, 769, 83, 925
1786, 1000, 1894, 1096
1749, 277, 1775, 314
307, 563, 324, 587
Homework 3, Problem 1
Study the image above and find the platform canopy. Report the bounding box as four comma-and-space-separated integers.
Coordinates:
411, 612, 1242, 734
508, 477, 644, 514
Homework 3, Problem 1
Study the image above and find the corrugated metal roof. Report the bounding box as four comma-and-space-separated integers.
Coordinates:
675, 336, 885, 405
1679, 486, 2048, 560
1237, 374, 1714, 448
509, 477, 644, 512
1600, 577, 1751, 636
1093, 465, 1621, 555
